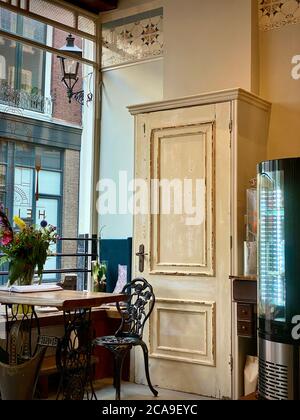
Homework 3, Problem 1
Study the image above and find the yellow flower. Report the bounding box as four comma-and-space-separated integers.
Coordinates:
13, 216, 26, 231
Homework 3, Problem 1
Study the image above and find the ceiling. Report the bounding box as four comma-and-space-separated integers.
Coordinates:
63, 0, 118, 14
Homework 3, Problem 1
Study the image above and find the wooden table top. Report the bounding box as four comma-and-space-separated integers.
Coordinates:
0, 290, 125, 310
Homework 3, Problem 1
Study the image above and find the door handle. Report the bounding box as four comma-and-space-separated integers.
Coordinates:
136, 244, 148, 273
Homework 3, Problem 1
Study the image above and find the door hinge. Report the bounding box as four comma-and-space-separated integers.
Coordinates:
229, 120, 233, 133
143, 123, 146, 135
229, 355, 234, 372
230, 236, 233, 250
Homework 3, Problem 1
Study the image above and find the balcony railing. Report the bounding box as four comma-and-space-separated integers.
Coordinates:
0, 83, 53, 114
0, 234, 98, 291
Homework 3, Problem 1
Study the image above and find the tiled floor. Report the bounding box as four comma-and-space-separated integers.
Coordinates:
94, 379, 213, 400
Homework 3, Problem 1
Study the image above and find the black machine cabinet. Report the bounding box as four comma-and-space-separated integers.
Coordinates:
258, 158, 300, 400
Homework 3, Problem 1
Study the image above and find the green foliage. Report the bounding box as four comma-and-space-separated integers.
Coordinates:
0, 256, 9, 266
0, 222, 58, 286
92, 260, 107, 292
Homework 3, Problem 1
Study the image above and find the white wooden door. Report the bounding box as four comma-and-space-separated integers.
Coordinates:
133, 102, 232, 399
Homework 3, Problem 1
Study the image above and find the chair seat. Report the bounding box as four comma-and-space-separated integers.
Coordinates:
94, 336, 139, 347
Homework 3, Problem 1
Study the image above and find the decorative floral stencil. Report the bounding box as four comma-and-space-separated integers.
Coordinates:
259, 0, 300, 30
102, 11, 163, 68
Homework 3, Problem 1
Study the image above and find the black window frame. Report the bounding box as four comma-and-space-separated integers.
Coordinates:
0, 139, 64, 284
0, 9, 48, 113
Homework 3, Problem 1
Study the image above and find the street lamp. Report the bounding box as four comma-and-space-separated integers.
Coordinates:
58, 34, 83, 104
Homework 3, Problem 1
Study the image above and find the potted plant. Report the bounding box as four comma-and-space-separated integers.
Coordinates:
91, 226, 107, 293
91, 260, 107, 293
0, 209, 58, 286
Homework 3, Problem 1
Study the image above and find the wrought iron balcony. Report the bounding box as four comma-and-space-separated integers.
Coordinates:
0, 83, 53, 114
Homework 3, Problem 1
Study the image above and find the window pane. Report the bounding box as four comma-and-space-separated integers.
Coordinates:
0, 8, 17, 34
36, 197, 58, 227
37, 147, 62, 170
39, 170, 61, 195
0, 164, 6, 186
20, 45, 45, 96
0, 164, 6, 205
0, 11, 47, 111
36, 198, 59, 281
0, 9, 46, 44
0, 141, 7, 163
15, 143, 35, 167
13, 167, 34, 222
22, 16, 46, 43
0, 37, 16, 92
20, 17, 47, 106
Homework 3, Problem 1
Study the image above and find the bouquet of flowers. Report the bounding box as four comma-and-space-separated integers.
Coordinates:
0, 207, 58, 286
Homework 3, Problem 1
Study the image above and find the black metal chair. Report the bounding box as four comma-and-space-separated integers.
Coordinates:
93, 277, 158, 400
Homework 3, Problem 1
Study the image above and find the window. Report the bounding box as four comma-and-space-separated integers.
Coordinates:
0, 9, 47, 112
0, 141, 7, 205
0, 140, 63, 283
12, 142, 62, 230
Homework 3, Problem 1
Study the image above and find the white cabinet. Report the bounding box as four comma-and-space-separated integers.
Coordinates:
128, 89, 271, 399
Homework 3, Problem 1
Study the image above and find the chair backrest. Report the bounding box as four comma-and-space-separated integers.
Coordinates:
115, 277, 155, 340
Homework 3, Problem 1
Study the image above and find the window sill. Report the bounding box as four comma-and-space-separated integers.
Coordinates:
0, 105, 82, 130
0, 104, 52, 123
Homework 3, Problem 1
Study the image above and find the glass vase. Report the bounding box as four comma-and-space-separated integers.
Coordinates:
10, 264, 35, 315
17, 265, 36, 286
8, 261, 36, 287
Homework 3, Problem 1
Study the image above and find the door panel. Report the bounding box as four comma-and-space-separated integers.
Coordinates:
133, 102, 232, 399
150, 123, 214, 276
150, 299, 216, 366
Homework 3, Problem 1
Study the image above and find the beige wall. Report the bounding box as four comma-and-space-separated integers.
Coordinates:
163, 0, 256, 98
260, 24, 300, 159
110, 0, 258, 98
107, 1, 300, 159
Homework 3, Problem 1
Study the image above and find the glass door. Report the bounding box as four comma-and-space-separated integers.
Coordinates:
258, 169, 286, 323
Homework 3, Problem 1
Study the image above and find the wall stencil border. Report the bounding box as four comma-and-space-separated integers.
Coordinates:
259, 0, 300, 31
102, 8, 163, 68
